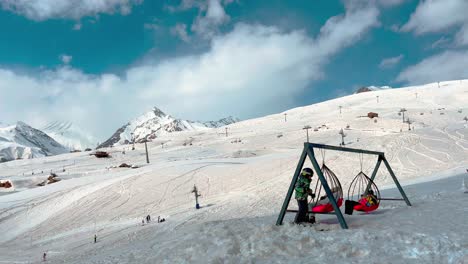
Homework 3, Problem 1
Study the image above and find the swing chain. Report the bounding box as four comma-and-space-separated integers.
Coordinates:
320, 148, 326, 166
359, 153, 363, 172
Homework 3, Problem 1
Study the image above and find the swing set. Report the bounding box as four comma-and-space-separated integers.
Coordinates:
276, 143, 411, 229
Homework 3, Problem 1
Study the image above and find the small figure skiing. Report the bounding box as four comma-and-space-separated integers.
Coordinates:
146, 214, 151, 223
94, 234, 97, 243
43, 252, 47, 262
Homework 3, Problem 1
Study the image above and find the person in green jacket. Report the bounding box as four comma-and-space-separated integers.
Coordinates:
294, 168, 315, 224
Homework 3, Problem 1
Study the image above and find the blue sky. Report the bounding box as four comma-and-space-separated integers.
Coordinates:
1, 0, 468, 140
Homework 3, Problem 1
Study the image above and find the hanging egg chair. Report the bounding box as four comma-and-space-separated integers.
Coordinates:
347, 171, 380, 212
308, 164, 344, 213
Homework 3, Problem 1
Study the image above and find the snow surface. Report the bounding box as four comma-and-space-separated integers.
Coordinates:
0, 80, 467, 263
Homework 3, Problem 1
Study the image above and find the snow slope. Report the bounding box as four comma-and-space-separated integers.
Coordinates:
98, 107, 239, 148
0, 80, 467, 263
0, 122, 68, 163
42, 121, 97, 151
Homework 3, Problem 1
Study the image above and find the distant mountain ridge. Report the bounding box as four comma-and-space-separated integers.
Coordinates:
42, 121, 97, 151
0, 122, 68, 163
98, 107, 240, 148
355, 86, 392, 93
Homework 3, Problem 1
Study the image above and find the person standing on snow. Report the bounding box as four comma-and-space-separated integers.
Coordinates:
146, 214, 151, 223
294, 168, 315, 224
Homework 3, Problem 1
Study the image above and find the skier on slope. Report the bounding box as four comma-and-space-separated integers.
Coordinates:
294, 168, 315, 224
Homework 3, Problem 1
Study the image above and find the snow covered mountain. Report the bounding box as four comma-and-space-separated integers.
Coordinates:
0, 80, 467, 263
0, 122, 68, 162
200, 116, 240, 128
355, 85, 392, 93
98, 107, 239, 148
42, 121, 97, 151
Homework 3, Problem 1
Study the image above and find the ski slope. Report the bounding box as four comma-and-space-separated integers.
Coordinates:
0, 80, 467, 263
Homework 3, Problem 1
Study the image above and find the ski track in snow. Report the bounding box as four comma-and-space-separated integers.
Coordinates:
0, 80, 467, 263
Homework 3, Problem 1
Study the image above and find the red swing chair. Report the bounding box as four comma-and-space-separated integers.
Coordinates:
347, 171, 381, 212
309, 164, 344, 213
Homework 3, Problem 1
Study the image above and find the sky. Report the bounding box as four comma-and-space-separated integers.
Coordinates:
1, 0, 468, 140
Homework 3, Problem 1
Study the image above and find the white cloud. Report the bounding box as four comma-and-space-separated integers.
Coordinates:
171, 23, 190, 42
396, 50, 468, 85
60, 55, 73, 65
390, 24, 400, 32
0, 0, 142, 21
430, 37, 451, 49
73, 22, 82, 30
316, 4, 379, 55
401, 0, 468, 34
379, 54, 404, 69
144, 23, 159, 30
165, 0, 202, 13
401, 0, 468, 46
0, 4, 379, 140
377, 0, 406, 8
191, 0, 230, 38
165, 0, 234, 39
455, 24, 468, 46
143, 18, 162, 31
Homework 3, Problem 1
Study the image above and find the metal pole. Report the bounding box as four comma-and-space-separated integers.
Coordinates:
381, 156, 411, 206
145, 141, 149, 164
276, 147, 308, 225
303, 126, 311, 143
307, 143, 384, 156
365, 155, 382, 193
284, 113, 287, 122
307, 145, 348, 229
192, 185, 200, 209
